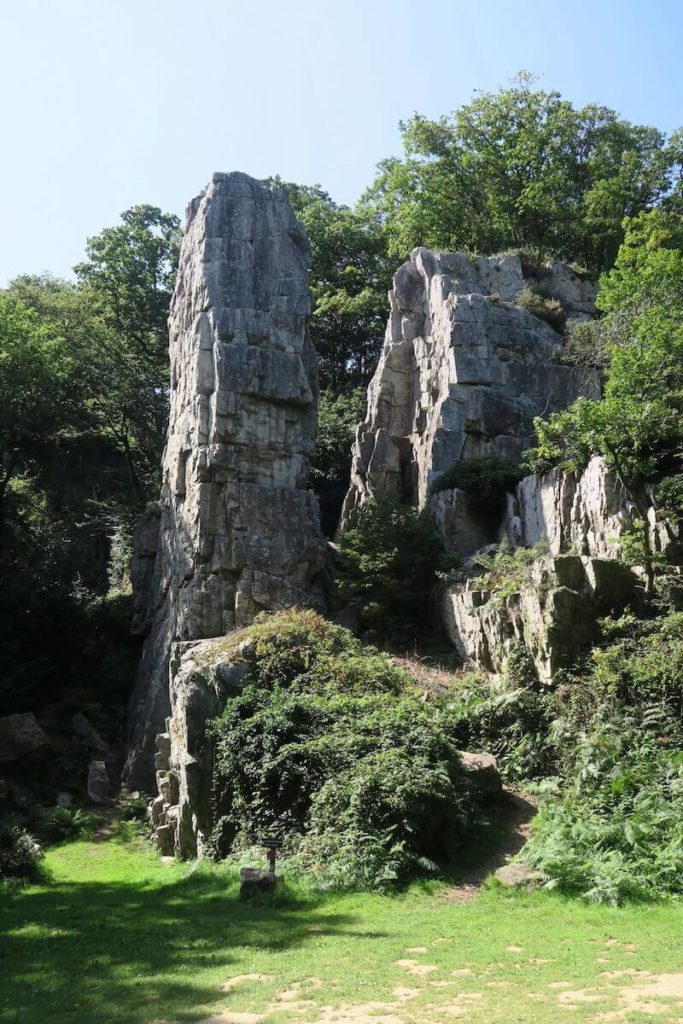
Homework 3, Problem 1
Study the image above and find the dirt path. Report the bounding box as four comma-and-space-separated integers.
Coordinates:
445, 791, 537, 903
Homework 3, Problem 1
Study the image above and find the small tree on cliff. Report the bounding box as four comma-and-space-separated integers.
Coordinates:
527, 210, 683, 590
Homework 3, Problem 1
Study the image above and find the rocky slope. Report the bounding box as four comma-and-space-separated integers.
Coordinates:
126, 173, 327, 788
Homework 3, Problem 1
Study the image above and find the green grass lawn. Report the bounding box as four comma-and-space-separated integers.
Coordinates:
1, 830, 682, 1024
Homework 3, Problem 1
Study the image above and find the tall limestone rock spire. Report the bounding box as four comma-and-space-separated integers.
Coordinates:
126, 173, 327, 787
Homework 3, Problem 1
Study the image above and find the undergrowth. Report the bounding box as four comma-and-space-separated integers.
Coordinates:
207, 609, 482, 891
438, 611, 683, 903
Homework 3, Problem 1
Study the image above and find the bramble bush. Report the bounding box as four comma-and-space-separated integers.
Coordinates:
206, 610, 479, 890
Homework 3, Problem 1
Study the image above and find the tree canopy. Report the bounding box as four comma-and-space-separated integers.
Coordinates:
363, 74, 682, 274
527, 209, 683, 587
276, 180, 392, 392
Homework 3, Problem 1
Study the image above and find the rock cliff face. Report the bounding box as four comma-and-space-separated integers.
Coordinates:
444, 456, 681, 678
444, 553, 635, 681
126, 173, 327, 788
342, 248, 596, 521
503, 455, 678, 561
150, 637, 250, 858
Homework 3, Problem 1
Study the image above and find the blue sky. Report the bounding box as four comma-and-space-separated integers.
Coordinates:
2, 0, 682, 284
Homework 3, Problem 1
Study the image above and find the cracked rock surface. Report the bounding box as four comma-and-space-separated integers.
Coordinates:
126, 173, 327, 788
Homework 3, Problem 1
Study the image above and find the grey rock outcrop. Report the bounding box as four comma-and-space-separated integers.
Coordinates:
126, 173, 327, 788
151, 637, 252, 858
0, 713, 49, 763
72, 713, 110, 756
342, 248, 596, 522
458, 750, 502, 796
87, 760, 110, 804
502, 455, 679, 561
428, 488, 493, 557
444, 553, 635, 681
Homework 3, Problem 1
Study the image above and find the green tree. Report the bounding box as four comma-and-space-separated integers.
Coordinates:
0, 293, 79, 546
311, 388, 366, 534
73, 205, 181, 498
74, 204, 181, 380
9, 275, 159, 503
336, 500, 449, 640
527, 210, 683, 589
0, 203, 181, 716
364, 74, 681, 274
276, 181, 392, 391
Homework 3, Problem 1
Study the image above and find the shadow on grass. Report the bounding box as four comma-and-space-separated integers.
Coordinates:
0, 852, 365, 1024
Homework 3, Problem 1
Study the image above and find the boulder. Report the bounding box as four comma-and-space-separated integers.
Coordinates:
0, 713, 49, 763
495, 863, 539, 887
239, 867, 281, 898
87, 760, 110, 804
458, 750, 502, 795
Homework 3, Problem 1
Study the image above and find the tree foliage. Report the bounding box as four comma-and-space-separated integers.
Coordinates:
364, 74, 682, 273
336, 500, 450, 640
208, 610, 478, 890
526, 210, 683, 587
275, 180, 392, 391
0, 206, 180, 717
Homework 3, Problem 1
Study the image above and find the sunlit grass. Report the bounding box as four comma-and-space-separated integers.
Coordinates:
1, 830, 682, 1023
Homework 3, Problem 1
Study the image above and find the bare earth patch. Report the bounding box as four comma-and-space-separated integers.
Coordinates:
445, 793, 537, 903
311, 1003, 404, 1024
391, 986, 421, 1002
200, 1013, 264, 1024
558, 987, 606, 1006
618, 973, 683, 1015
393, 959, 439, 976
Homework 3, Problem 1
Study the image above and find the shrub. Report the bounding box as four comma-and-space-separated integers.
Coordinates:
0, 823, 44, 882
34, 806, 96, 844
120, 794, 150, 824
516, 284, 567, 332
206, 610, 478, 890
430, 455, 520, 521
336, 500, 450, 640
436, 648, 558, 781
473, 541, 546, 605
